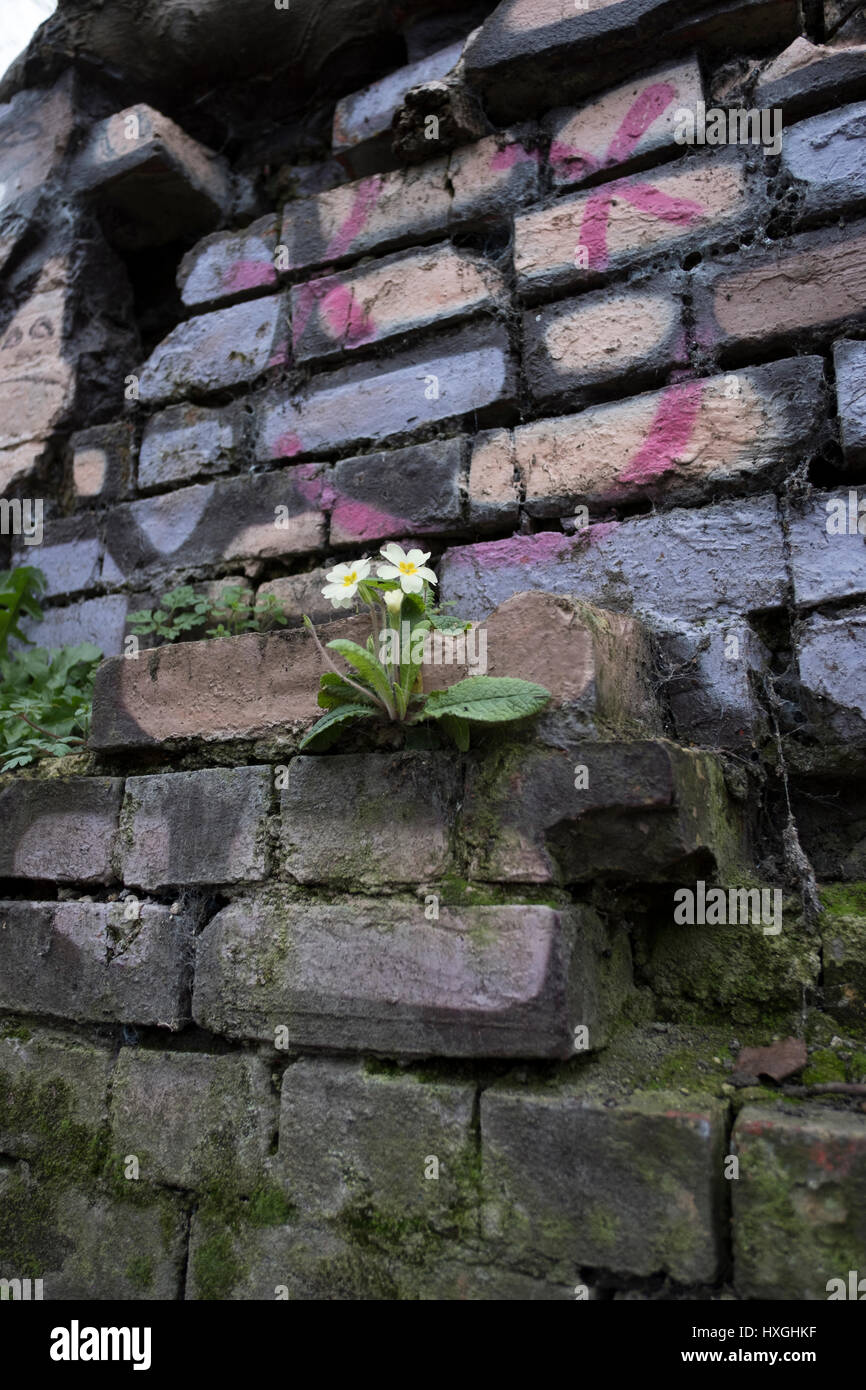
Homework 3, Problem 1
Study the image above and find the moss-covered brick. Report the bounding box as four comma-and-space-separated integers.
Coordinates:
732, 1103, 866, 1299
276, 1058, 477, 1233
193, 890, 612, 1057
110, 1049, 277, 1192
481, 1078, 728, 1285
0, 1030, 113, 1159
461, 739, 747, 886
280, 752, 460, 887
639, 898, 820, 1028
820, 885, 866, 1023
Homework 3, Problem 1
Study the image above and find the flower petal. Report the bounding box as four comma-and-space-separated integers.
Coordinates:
415, 566, 438, 584
380, 541, 407, 566
377, 564, 400, 580
401, 573, 424, 594
405, 549, 431, 567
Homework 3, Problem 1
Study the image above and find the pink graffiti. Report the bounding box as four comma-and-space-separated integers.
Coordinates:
293, 463, 334, 509
331, 498, 415, 543
273, 430, 303, 458
616, 380, 704, 486
222, 259, 277, 294
292, 174, 385, 348
584, 520, 620, 545
565, 82, 704, 271
321, 283, 375, 346
448, 532, 577, 571
550, 81, 678, 184
490, 142, 540, 171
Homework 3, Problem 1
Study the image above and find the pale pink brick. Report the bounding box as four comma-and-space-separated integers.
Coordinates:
516, 153, 750, 296
279, 161, 451, 273
291, 242, 504, 363
548, 58, 703, 189
468, 428, 520, 528
524, 276, 685, 406
517, 357, 826, 513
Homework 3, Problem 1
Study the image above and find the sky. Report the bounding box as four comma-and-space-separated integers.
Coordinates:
0, 0, 57, 84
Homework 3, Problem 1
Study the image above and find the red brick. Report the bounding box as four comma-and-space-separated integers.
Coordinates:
694, 222, 866, 355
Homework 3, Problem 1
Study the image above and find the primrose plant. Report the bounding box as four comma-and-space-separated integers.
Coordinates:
301, 542, 550, 751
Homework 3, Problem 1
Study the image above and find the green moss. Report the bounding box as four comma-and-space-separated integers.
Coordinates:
246, 1183, 295, 1228
193, 1230, 243, 1301
125, 1255, 154, 1292
850, 1051, 866, 1080
433, 872, 567, 910
801, 1049, 846, 1085
735, 1128, 865, 1294
0, 1067, 110, 1184
639, 905, 819, 1028
0, 1171, 67, 1279
819, 883, 866, 918
0, 1024, 32, 1042
586, 1206, 619, 1251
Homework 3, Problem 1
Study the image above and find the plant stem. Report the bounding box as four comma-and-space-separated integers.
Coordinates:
304, 617, 391, 717
13, 711, 85, 744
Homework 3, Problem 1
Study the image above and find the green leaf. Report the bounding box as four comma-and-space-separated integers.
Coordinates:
440, 714, 470, 751
0, 566, 46, 658
421, 676, 551, 725
317, 672, 377, 711
298, 703, 379, 752
326, 638, 395, 712
393, 683, 409, 719
399, 617, 431, 699
428, 610, 471, 633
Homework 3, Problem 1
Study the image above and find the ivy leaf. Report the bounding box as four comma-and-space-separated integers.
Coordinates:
298, 703, 379, 752
421, 676, 551, 724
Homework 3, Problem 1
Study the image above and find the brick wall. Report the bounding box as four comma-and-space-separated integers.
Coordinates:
1, 0, 865, 1302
